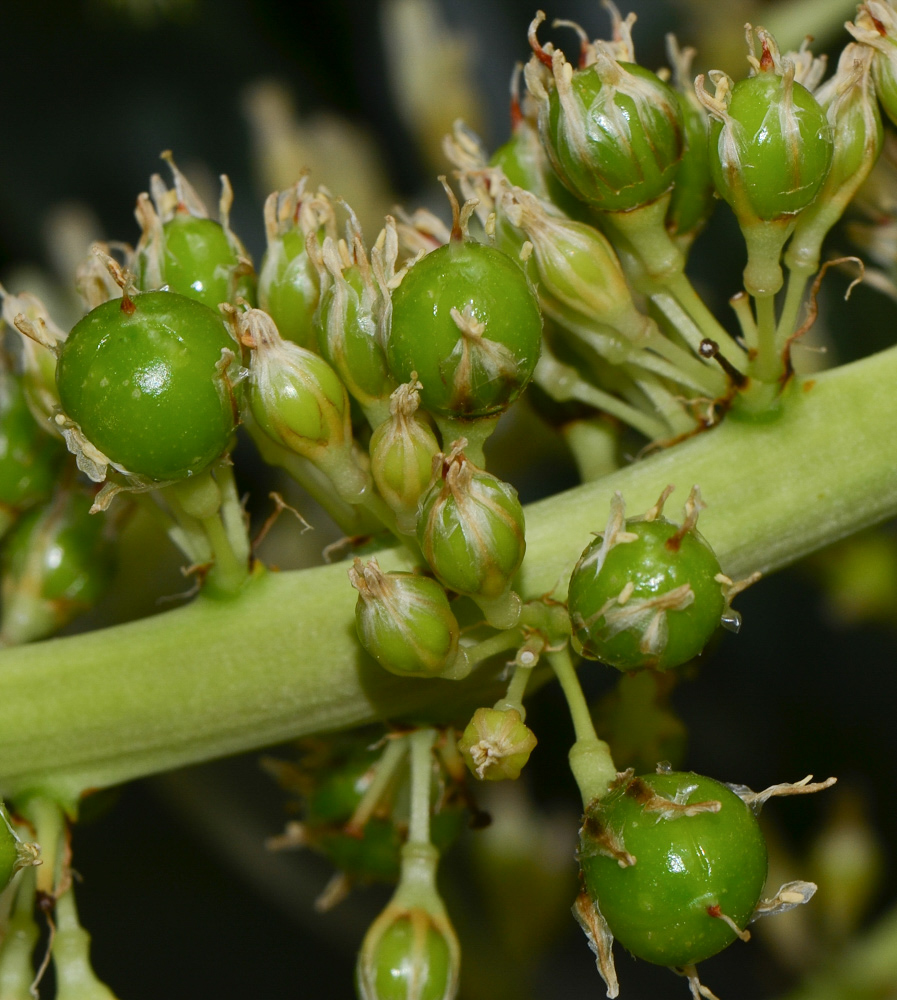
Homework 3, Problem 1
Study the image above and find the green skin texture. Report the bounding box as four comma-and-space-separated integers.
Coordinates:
580, 772, 767, 967
386, 241, 542, 418
666, 92, 715, 239
0, 372, 63, 509
710, 74, 832, 221
567, 519, 725, 671
545, 63, 683, 211
56, 292, 238, 481
1, 349, 897, 802
417, 474, 525, 600
259, 228, 320, 350
157, 216, 256, 311
355, 575, 460, 677
371, 919, 452, 1000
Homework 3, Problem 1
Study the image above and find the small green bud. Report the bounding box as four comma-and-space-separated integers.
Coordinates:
134, 151, 255, 310
567, 487, 728, 671
0, 483, 117, 646
2, 286, 67, 436
417, 441, 525, 628
0, 367, 65, 537
663, 37, 716, 245
258, 179, 337, 350
349, 558, 467, 679
241, 308, 368, 501
496, 184, 654, 345
356, 843, 460, 1000
524, 13, 684, 212
848, 2, 897, 127
314, 213, 397, 426
369, 379, 441, 535
787, 42, 884, 273
386, 239, 542, 421
457, 707, 537, 781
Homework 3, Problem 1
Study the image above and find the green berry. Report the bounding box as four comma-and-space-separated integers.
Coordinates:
524, 22, 683, 212
386, 240, 542, 420
349, 558, 466, 679
567, 489, 726, 671
362, 911, 455, 1000
579, 770, 767, 967
56, 291, 239, 481
0, 484, 117, 646
706, 46, 832, 223
155, 215, 255, 310
259, 227, 320, 350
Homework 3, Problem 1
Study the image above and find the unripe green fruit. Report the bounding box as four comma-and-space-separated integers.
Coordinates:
709, 73, 832, 222
541, 61, 684, 212
386, 241, 542, 419
579, 770, 767, 967
365, 912, 454, 1000
666, 90, 715, 241
56, 291, 239, 481
567, 494, 725, 671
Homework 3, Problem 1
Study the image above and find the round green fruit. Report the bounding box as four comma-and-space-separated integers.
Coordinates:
580, 770, 767, 967
386, 240, 541, 419
568, 516, 725, 671
56, 291, 238, 481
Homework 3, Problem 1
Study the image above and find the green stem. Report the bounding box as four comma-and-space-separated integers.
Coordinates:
346, 735, 408, 832
547, 647, 617, 806
52, 884, 117, 1000
462, 628, 524, 671
661, 271, 747, 361
777, 268, 812, 346
753, 293, 781, 384
407, 728, 436, 847
1, 346, 897, 800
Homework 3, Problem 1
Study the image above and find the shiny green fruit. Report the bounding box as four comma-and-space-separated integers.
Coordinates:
56, 291, 238, 481
580, 771, 767, 967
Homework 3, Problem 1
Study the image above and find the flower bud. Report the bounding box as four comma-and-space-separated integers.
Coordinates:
258, 179, 337, 350
349, 558, 467, 679
523, 13, 684, 212
496, 184, 654, 345
0, 482, 117, 646
241, 308, 368, 502
458, 707, 537, 781
417, 442, 525, 628
356, 843, 460, 1000
663, 37, 716, 246
369, 379, 441, 534
1, 286, 67, 435
134, 151, 255, 310
848, 2, 897, 127
0, 802, 40, 893
313, 213, 397, 427
787, 42, 884, 273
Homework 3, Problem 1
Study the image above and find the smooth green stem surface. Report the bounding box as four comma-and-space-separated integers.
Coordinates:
753, 293, 780, 384
407, 728, 436, 847
2, 347, 897, 800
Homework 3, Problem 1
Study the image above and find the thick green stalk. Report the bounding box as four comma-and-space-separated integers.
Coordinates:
1, 346, 897, 801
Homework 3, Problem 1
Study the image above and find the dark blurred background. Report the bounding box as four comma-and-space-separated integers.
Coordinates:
5, 1, 897, 998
